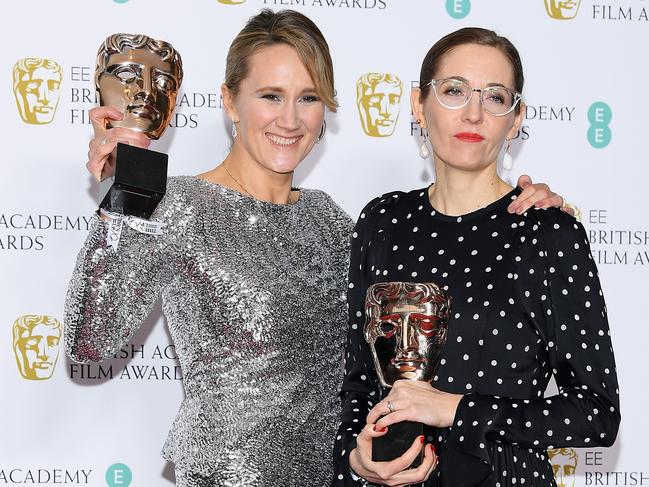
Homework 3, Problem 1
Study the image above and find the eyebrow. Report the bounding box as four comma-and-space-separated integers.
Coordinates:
378, 314, 401, 321
255, 85, 318, 94
409, 313, 438, 320
444, 76, 509, 89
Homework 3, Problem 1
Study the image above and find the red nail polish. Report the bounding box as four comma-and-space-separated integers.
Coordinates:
379, 427, 386, 432
372, 425, 377, 432
420, 435, 425, 444
431, 444, 436, 454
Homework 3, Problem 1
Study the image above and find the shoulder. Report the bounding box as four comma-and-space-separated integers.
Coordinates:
301, 188, 354, 233
165, 175, 204, 201
150, 176, 206, 231
350, 187, 427, 244
525, 207, 586, 239
357, 187, 428, 224
522, 208, 591, 259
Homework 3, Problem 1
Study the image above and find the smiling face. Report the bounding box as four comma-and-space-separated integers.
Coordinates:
412, 43, 524, 172
222, 43, 325, 176
97, 48, 179, 139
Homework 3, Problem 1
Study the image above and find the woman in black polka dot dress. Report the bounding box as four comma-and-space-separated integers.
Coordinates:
333, 28, 620, 487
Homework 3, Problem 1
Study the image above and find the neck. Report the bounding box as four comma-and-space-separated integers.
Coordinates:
221, 144, 295, 205
429, 159, 512, 216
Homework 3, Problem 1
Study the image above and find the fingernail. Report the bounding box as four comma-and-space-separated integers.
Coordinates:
373, 425, 377, 431
419, 435, 425, 444
430, 444, 436, 454
379, 427, 386, 432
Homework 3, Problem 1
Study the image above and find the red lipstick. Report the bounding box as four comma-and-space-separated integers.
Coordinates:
454, 132, 484, 142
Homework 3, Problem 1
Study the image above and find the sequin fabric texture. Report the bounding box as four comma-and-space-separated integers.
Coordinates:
65, 176, 353, 486
334, 187, 620, 487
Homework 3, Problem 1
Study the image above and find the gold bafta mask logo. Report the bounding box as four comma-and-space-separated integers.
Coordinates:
217, 0, 246, 4
13, 58, 63, 124
13, 315, 62, 380
548, 448, 578, 487
544, 0, 581, 19
357, 73, 403, 137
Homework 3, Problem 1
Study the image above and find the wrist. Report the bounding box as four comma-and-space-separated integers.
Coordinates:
444, 393, 464, 427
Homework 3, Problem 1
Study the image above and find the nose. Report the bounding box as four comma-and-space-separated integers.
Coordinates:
399, 318, 419, 352
134, 69, 155, 102
461, 89, 484, 124
276, 100, 300, 131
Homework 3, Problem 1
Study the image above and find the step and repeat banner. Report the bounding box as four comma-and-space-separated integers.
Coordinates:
1, 1, 646, 486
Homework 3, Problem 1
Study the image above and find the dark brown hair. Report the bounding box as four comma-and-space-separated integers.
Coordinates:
419, 27, 524, 113
225, 9, 337, 112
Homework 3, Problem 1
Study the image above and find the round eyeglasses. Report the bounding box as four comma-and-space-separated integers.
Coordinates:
427, 78, 522, 116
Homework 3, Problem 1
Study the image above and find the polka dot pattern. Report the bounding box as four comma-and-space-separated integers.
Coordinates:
333, 187, 620, 486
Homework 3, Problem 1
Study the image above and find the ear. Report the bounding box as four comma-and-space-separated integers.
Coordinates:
506, 101, 525, 140
221, 83, 238, 121
410, 87, 426, 128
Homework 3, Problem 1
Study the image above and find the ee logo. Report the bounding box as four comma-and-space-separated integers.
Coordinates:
446, 0, 471, 19
106, 463, 132, 487
587, 102, 612, 149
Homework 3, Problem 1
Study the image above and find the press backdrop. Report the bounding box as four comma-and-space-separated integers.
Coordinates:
1, 1, 646, 486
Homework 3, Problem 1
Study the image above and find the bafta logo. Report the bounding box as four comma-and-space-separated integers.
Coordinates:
548, 448, 578, 487
356, 73, 403, 137
13, 315, 62, 380
544, 0, 581, 19
217, 0, 246, 4
13, 58, 63, 125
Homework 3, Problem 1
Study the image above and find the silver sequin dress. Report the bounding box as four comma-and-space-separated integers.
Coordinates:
65, 176, 353, 486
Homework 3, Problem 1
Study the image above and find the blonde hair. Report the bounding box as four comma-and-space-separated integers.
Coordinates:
225, 9, 337, 112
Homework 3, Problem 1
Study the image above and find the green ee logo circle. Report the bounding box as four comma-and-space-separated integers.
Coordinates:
106, 463, 132, 487
113, 0, 129, 3
446, 0, 471, 19
587, 101, 612, 149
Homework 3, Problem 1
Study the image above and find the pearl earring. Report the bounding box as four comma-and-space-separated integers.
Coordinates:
231, 118, 238, 138
419, 131, 431, 159
503, 138, 513, 171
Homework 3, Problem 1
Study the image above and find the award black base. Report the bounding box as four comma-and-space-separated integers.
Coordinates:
372, 421, 430, 468
99, 143, 168, 220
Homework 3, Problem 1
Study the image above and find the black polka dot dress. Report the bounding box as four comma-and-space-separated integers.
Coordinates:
332, 186, 620, 487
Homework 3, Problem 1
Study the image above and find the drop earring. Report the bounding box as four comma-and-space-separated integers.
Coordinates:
316, 120, 326, 143
503, 138, 513, 171
231, 118, 238, 138
419, 130, 431, 159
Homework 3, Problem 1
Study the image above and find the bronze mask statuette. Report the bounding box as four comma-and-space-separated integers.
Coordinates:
95, 33, 183, 219
364, 281, 451, 466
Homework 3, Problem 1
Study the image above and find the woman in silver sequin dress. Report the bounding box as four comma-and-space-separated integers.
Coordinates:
66, 10, 567, 487
66, 10, 352, 487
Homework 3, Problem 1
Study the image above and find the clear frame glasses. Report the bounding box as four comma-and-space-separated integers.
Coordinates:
427, 78, 522, 116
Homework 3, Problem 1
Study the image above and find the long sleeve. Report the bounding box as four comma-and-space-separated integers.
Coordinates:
443, 210, 620, 485
64, 182, 189, 363
332, 199, 383, 487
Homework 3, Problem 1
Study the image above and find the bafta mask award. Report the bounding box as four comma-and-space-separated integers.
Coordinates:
95, 33, 183, 219
365, 282, 451, 466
